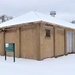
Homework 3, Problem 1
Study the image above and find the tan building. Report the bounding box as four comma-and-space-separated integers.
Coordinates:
0, 11, 75, 60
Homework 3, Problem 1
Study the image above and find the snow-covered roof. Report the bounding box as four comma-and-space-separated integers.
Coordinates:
0, 11, 75, 29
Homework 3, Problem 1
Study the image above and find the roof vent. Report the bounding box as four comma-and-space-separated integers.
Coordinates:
50, 11, 56, 17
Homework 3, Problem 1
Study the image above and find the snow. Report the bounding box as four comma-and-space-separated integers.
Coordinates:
0, 54, 75, 75
0, 11, 75, 29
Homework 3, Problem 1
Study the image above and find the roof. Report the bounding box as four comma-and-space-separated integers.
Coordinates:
0, 11, 75, 29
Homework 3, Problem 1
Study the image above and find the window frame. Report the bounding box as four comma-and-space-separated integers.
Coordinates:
45, 29, 50, 38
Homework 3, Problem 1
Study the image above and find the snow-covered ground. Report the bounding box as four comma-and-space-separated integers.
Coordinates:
0, 54, 75, 75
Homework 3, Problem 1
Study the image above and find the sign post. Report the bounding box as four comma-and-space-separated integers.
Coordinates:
5, 43, 15, 62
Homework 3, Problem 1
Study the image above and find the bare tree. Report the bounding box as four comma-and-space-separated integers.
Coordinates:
71, 20, 75, 24
0, 15, 13, 23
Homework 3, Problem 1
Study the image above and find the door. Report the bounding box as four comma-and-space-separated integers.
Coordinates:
67, 31, 74, 53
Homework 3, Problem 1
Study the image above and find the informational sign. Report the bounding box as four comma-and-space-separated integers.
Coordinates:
5, 43, 14, 52
5, 43, 15, 62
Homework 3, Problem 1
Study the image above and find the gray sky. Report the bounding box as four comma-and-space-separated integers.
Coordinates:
0, 0, 75, 22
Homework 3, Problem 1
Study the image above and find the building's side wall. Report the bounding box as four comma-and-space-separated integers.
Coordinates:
55, 27, 65, 56
0, 23, 40, 60
65, 30, 69, 54
5, 30, 17, 56
0, 32, 5, 55
21, 24, 39, 60
40, 23, 54, 59
0, 21, 75, 60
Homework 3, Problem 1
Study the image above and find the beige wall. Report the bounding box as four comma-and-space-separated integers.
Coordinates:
5, 30, 19, 57
0, 32, 5, 55
21, 26, 38, 59
5, 31, 16, 56
40, 24, 54, 59
0, 21, 75, 60
0, 23, 40, 60
55, 28, 65, 56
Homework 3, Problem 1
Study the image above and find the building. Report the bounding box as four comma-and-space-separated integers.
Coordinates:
0, 11, 75, 60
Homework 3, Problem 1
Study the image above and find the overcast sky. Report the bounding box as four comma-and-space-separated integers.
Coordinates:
0, 0, 75, 22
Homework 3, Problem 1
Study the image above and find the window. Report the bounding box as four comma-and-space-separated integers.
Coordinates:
45, 29, 50, 37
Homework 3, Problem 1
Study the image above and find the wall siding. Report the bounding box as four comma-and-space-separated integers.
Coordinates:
21, 27, 38, 59
55, 28, 65, 56
0, 21, 74, 60
0, 32, 5, 55
40, 24, 54, 59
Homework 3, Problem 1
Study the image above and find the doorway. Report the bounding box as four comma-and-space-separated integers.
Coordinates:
67, 31, 74, 53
